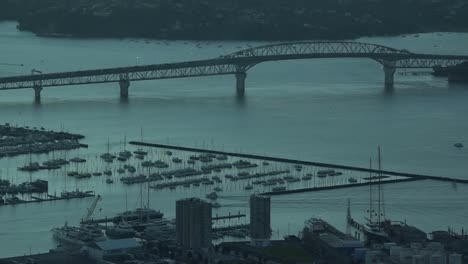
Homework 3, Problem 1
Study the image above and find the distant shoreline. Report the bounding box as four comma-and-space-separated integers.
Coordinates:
1, 0, 467, 41
8, 23, 468, 42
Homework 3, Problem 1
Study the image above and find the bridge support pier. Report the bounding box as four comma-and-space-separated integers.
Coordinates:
236, 72, 247, 97
383, 63, 396, 88
119, 80, 130, 99
33, 85, 42, 102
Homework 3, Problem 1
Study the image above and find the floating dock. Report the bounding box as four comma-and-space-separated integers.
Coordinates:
262, 178, 420, 196
213, 224, 250, 233
0, 192, 95, 206
213, 212, 246, 221
85, 212, 246, 225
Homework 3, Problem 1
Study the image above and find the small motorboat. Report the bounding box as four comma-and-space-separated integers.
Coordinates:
206, 192, 218, 200
348, 177, 358, 184
454, 143, 464, 148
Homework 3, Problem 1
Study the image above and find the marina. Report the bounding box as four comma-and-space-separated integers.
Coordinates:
2, 136, 465, 208
0, 123, 85, 158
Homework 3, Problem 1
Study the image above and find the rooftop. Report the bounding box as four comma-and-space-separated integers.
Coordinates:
91, 238, 141, 251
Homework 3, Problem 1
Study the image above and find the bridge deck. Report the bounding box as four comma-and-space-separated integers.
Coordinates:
0, 42, 467, 91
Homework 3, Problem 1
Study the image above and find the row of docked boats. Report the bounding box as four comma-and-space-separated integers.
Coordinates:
18, 157, 88, 172
141, 160, 169, 168
0, 179, 48, 195
0, 139, 82, 158
100, 147, 149, 163
317, 169, 343, 178
53, 191, 165, 246
226, 169, 291, 181
188, 153, 228, 163
151, 177, 216, 190
67, 169, 112, 178
60, 189, 94, 199
52, 208, 165, 247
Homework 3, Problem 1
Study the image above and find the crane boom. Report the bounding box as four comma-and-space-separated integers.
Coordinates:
83, 195, 102, 223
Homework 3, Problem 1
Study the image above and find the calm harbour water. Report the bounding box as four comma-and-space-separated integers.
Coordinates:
0, 21, 467, 257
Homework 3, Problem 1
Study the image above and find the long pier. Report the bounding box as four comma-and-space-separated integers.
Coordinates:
130, 141, 468, 185
84, 212, 246, 225
213, 213, 246, 221
0, 192, 95, 206
262, 178, 421, 196
213, 224, 250, 232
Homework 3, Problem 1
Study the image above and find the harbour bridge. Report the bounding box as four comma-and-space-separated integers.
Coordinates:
0, 41, 467, 101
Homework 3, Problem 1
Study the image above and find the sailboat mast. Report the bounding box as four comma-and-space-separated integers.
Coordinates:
369, 158, 373, 223
379, 146, 386, 219
147, 182, 150, 209
377, 146, 382, 225
346, 198, 351, 235
139, 181, 143, 209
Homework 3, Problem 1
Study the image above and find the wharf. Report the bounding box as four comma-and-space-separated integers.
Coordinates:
213, 224, 250, 232
130, 141, 468, 184
85, 212, 246, 225
0, 192, 95, 206
213, 213, 246, 221
82, 217, 114, 224
262, 178, 420, 196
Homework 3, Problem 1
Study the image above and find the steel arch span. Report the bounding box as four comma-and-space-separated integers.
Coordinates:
224, 41, 409, 59
222, 41, 468, 69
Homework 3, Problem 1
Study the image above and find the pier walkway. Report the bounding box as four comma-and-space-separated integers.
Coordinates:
85, 212, 246, 225
0, 192, 95, 207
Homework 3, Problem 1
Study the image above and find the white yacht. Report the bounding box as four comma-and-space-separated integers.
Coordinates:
52, 223, 106, 246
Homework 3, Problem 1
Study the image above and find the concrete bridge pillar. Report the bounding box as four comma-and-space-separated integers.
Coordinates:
33, 85, 42, 102
235, 72, 247, 97
119, 79, 130, 99
383, 63, 396, 87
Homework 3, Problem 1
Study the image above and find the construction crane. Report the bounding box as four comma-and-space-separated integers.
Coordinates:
82, 195, 102, 223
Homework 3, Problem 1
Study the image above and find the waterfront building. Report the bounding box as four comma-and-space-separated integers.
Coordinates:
82, 238, 142, 261
249, 194, 271, 247
176, 197, 212, 251
364, 242, 453, 264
